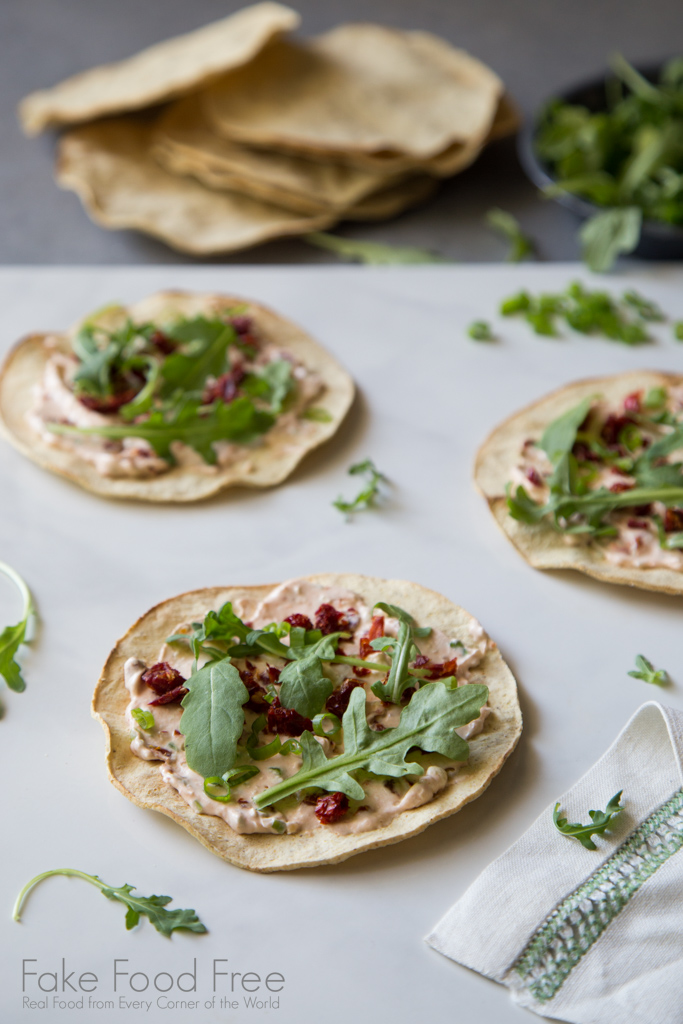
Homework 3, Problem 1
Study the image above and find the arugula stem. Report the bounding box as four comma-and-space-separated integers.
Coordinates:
13, 869, 102, 922
330, 654, 430, 679
0, 562, 33, 622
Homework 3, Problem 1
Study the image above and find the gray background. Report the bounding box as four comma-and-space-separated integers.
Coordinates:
2, 0, 683, 264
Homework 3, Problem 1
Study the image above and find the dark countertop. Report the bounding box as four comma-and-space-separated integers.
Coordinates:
2, 0, 682, 264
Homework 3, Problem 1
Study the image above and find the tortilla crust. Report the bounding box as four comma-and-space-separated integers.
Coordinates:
474, 370, 683, 595
19, 3, 299, 135
203, 28, 502, 160
92, 574, 522, 872
0, 291, 354, 503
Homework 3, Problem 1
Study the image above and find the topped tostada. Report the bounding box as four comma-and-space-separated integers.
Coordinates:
93, 574, 522, 871
0, 290, 353, 502
475, 370, 683, 594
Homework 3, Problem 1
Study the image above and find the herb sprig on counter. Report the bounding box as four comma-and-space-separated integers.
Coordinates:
486, 208, 535, 262
628, 654, 669, 687
553, 791, 624, 850
304, 232, 447, 265
536, 54, 683, 271
0, 562, 34, 694
334, 459, 389, 516
13, 869, 207, 937
500, 282, 658, 343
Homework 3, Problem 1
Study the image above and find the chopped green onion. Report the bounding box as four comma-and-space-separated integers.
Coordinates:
131, 707, 155, 731
312, 712, 342, 737
302, 407, 333, 423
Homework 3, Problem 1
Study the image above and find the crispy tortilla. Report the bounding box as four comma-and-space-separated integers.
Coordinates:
56, 118, 337, 254
93, 574, 522, 871
152, 95, 408, 216
475, 370, 683, 595
203, 28, 502, 160
18, 2, 299, 136
0, 291, 354, 503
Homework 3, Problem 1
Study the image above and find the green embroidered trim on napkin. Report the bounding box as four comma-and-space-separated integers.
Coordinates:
513, 787, 683, 1003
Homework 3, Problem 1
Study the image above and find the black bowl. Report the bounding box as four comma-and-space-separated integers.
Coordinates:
518, 63, 683, 260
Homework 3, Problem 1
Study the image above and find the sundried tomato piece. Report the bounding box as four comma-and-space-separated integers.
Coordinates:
315, 792, 349, 825
627, 518, 650, 530
142, 662, 187, 695
609, 481, 634, 493
77, 387, 139, 413
352, 666, 370, 677
664, 508, 683, 532
239, 663, 269, 712
623, 391, 642, 413
601, 414, 635, 447
427, 657, 458, 680
148, 685, 188, 706
202, 367, 246, 405
525, 467, 543, 486
314, 603, 344, 635
633, 503, 653, 516
359, 614, 385, 659
284, 613, 313, 631
413, 653, 429, 668
267, 698, 312, 736
326, 679, 363, 718
149, 330, 177, 355
230, 315, 253, 336
572, 441, 601, 463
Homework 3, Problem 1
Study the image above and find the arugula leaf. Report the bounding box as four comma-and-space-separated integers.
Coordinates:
48, 396, 275, 465
553, 791, 624, 850
539, 396, 593, 464
0, 562, 34, 693
12, 869, 207, 937
485, 208, 535, 262
168, 601, 253, 663
255, 682, 488, 809
579, 207, 642, 273
467, 320, 496, 341
278, 633, 345, 717
674, 321, 683, 341
159, 317, 236, 397
304, 232, 447, 265
627, 653, 669, 686
370, 619, 415, 703
622, 290, 665, 321
179, 658, 249, 778
334, 459, 388, 516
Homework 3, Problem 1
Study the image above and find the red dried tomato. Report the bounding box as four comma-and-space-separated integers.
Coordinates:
284, 613, 313, 631
149, 330, 177, 355
239, 662, 269, 712
627, 518, 650, 529
148, 685, 188, 706
525, 467, 543, 486
142, 662, 187, 695
230, 315, 253, 336
413, 653, 429, 668
314, 604, 346, 635
609, 482, 634, 493
359, 614, 385, 659
572, 441, 601, 463
426, 657, 458, 680
326, 679, 363, 718
266, 698, 312, 736
202, 367, 245, 405
664, 508, 683, 532
77, 387, 139, 413
315, 792, 349, 825
623, 391, 642, 413
601, 414, 635, 447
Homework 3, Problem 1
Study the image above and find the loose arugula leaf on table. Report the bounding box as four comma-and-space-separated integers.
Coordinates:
254, 682, 488, 809
179, 658, 249, 778
485, 208, 535, 262
0, 562, 34, 693
467, 320, 496, 341
13, 869, 207, 937
579, 207, 642, 273
628, 654, 669, 687
553, 791, 624, 850
48, 396, 275, 465
334, 459, 388, 516
304, 232, 448, 265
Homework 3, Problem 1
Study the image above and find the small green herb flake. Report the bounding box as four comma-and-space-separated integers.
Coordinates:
553, 791, 624, 850
674, 321, 683, 341
0, 562, 34, 694
334, 459, 388, 517
485, 208, 535, 262
467, 320, 495, 341
304, 232, 447, 265
12, 869, 207, 937
302, 407, 333, 423
628, 653, 669, 687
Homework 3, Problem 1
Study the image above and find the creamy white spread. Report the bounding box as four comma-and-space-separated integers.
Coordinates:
512, 388, 683, 572
125, 580, 492, 838
29, 320, 323, 479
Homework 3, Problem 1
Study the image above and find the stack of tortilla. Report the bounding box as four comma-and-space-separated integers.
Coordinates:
18, 2, 518, 255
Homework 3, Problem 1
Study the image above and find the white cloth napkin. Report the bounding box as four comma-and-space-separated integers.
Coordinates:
426, 702, 683, 1024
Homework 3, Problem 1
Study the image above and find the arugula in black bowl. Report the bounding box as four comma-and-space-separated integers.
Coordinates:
519, 55, 683, 269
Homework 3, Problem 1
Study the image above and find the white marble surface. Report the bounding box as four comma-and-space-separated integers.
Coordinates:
1, 264, 683, 1024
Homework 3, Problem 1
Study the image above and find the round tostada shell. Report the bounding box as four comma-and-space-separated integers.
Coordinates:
474, 370, 683, 595
0, 290, 354, 503
92, 573, 522, 872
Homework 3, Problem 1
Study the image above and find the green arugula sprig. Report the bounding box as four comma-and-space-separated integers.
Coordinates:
13, 869, 207, 937
553, 791, 624, 850
500, 282, 656, 343
0, 562, 34, 694
467, 320, 496, 341
628, 654, 669, 686
536, 54, 683, 271
304, 232, 447, 265
370, 603, 432, 704
506, 394, 683, 539
486, 208, 535, 262
334, 459, 389, 516
255, 681, 488, 809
